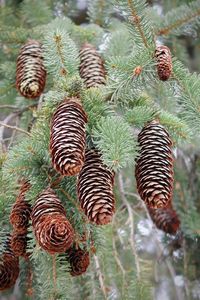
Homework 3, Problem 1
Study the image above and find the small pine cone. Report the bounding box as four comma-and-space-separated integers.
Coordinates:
16, 40, 46, 98
77, 149, 115, 225
31, 188, 74, 254
79, 43, 106, 88
135, 120, 174, 209
155, 45, 172, 81
50, 99, 88, 176
149, 206, 180, 234
10, 181, 31, 233
10, 231, 28, 257
67, 246, 90, 276
0, 241, 19, 291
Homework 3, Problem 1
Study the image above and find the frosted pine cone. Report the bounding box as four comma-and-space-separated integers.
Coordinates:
149, 206, 180, 234
79, 43, 106, 88
16, 40, 46, 98
135, 120, 174, 209
0, 240, 19, 291
31, 188, 74, 254
77, 149, 115, 225
10, 231, 28, 257
10, 181, 31, 233
50, 99, 87, 176
67, 246, 90, 276
155, 45, 172, 81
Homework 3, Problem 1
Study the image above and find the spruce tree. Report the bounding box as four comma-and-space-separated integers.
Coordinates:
0, 0, 200, 299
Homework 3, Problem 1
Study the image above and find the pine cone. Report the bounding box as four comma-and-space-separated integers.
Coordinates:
0, 241, 19, 291
16, 40, 46, 98
149, 206, 180, 234
77, 149, 115, 225
31, 188, 74, 254
79, 43, 106, 88
67, 246, 90, 276
135, 120, 174, 209
10, 231, 28, 257
50, 99, 88, 176
155, 45, 172, 81
10, 181, 31, 233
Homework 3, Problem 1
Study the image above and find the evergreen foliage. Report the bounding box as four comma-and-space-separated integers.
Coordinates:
0, 0, 200, 299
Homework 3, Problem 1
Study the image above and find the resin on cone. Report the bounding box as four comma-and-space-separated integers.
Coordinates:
16, 40, 46, 98
67, 246, 90, 276
149, 206, 180, 234
79, 43, 106, 88
10, 181, 31, 233
31, 188, 74, 254
155, 45, 172, 81
135, 120, 174, 209
77, 149, 115, 225
50, 98, 88, 176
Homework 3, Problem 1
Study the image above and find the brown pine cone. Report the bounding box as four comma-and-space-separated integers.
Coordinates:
10, 231, 28, 257
155, 45, 172, 81
31, 188, 74, 254
10, 181, 31, 233
149, 206, 180, 234
135, 120, 174, 209
66, 246, 90, 276
79, 43, 106, 88
16, 40, 46, 98
0, 240, 19, 291
50, 99, 88, 176
77, 149, 115, 225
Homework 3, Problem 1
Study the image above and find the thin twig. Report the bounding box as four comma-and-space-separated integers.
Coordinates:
118, 173, 141, 280
112, 227, 126, 298
0, 105, 19, 109
0, 121, 31, 136
142, 203, 183, 300
94, 255, 108, 300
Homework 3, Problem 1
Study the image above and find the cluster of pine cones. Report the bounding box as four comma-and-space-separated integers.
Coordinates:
1, 39, 176, 291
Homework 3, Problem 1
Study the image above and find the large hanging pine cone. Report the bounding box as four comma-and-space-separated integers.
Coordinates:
16, 40, 46, 98
10, 181, 31, 233
10, 231, 28, 257
135, 120, 174, 209
77, 149, 115, 225
155, 45, 172, 81
0, 240, 19, 291
50, 99, 88, 176
79, 43, 106, 88
148, 206, 180, 234
31, 188, 74, 254
66, 246, 90, 276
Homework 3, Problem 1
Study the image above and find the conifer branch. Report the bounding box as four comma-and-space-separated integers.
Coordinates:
157, 9, 200, 36
127, 0, 149, 48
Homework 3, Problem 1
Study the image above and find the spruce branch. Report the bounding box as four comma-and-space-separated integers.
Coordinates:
127, 0, 149, 48
156, 0, 200, 37
43, 28, 79, 79
93, 116, 138, 171
114, 0, 155, 49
